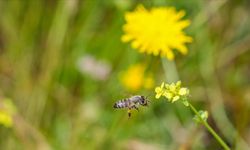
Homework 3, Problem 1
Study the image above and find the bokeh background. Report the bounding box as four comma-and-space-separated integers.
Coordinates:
0, 0, 250, 149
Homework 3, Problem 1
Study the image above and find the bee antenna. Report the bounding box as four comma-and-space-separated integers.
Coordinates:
144, 94, 151, 104
145, 93, 153, 99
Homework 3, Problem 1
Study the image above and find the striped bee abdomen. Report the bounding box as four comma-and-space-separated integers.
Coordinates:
113, 99, 130, 108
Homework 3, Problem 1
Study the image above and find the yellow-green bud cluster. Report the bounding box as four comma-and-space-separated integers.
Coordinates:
193, 110, 209, 123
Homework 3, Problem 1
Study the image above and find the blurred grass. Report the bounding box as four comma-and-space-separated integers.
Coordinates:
0, 0, 250, 150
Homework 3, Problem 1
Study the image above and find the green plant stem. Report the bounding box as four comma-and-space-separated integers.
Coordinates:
189, 103, 231, 150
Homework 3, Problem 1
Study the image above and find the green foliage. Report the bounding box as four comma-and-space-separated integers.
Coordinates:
0, 0, 250, 149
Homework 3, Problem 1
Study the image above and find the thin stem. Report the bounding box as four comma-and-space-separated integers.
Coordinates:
161, 58, 179, 83
189, 103, 231, 150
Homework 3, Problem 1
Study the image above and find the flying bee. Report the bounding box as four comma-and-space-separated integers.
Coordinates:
113, 95, 150, 117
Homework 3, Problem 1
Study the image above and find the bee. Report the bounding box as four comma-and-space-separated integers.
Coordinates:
113, 95, 150, 117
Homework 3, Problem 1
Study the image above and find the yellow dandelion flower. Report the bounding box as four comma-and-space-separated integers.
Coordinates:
122, 5, 192, 60
144, 75, 154, 89
120, 64, 144, 91
120, 63, 154, 91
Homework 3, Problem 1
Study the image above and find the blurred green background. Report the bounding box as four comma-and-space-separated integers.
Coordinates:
0, 0, 250, 149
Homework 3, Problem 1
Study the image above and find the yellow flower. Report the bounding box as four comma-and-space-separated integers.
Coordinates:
155, 82, 165, 99
179, 87, 189, 96
154, 81, 189, 103
144, 76, 154, 89
0, 111, 12, 128
122, 5, 192, 60
0, 98, 16, 128
120, 63, 154, 91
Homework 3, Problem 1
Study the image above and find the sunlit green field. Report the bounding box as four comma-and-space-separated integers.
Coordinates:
0, 0, 250, 150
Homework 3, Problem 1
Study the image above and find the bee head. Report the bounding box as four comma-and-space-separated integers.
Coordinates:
140, 96, 149, 106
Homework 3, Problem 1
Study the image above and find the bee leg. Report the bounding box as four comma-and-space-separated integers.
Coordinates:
131, 105, 139, 111
127, 109, 131, 118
